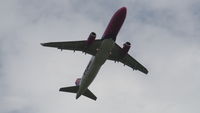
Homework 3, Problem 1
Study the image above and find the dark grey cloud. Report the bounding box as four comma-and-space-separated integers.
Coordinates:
1, 0, 200, 113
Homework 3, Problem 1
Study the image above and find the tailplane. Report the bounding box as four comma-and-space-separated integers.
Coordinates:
82, 89, 97, 100
59, 86, 97, 101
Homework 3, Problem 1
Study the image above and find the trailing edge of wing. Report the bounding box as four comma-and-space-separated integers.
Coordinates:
120, 54, 148, 74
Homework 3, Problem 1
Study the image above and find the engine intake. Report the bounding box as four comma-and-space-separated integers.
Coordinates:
121, 42, 131, 56
86, 32, 96, 45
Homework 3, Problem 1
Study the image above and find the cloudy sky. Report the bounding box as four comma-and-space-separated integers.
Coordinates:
1, 0, 200, 113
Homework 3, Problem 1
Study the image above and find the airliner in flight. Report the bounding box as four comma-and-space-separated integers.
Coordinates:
41, 7, 148, 101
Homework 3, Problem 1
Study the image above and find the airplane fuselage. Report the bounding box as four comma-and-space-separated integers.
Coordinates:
76, 38, 115, 98
75, 7, 127, 99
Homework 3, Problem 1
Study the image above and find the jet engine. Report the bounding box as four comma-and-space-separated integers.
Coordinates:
86, 32, 96, 45
75, 78, 81, 86
121, 42, 131, 56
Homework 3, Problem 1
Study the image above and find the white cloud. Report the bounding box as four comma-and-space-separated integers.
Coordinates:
1, 0, 200, 113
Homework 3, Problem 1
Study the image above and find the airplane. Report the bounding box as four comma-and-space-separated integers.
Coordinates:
41, 7, 148, 101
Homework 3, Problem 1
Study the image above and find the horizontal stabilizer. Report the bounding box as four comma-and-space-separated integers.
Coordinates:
59, 86, 97, 101
59, 86, 79, 93
83, 89, 97, 101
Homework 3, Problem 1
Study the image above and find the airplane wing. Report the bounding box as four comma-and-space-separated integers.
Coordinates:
108, 43, 148, 74
41, 39, 102, 56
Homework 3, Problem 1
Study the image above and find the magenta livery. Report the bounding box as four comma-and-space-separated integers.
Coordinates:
102, 7, 126, 41
41, 7, 148, 101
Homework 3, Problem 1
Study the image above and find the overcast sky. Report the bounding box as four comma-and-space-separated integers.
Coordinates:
1, 0, 200, 113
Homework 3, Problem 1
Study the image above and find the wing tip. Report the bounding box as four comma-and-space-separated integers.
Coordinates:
40, 42, 55, 47
143, 68, 149, 74
59, 88, 63, 92
40, 43, 47, 46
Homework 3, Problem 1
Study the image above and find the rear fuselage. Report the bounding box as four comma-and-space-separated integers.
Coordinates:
76, 38, 115, 98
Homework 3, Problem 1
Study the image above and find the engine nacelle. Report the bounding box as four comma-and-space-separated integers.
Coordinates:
86, 32, 96, 45
75, 78, 81, 86
121, 42, 131, 56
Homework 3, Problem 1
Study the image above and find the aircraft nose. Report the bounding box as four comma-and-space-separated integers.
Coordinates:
120, 7, 127, 13
115, 7, 127, 18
